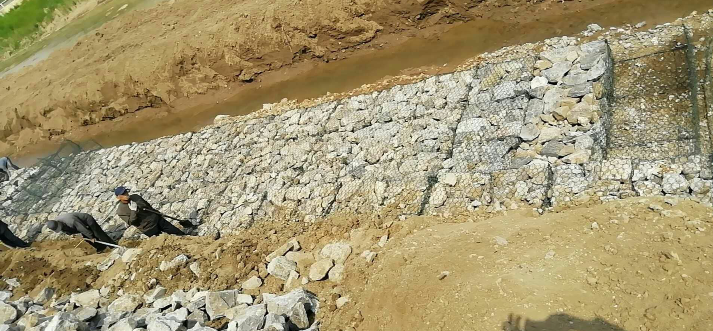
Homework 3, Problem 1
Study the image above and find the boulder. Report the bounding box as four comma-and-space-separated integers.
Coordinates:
70, 290, 101, 309
34, 287, 55, 305
538, 127, 562, 143
227, 304, 266, 331
74, 307, 97, 322
121, 249, 142, 263
320, 243, 352, 264
309, 259, 334, 281
44, 313, 85, 331
144, 287, 167, 305
0, 302, 17, 324
241, 276, 263, 290
541, 141, 566, 157
108, 294, 142, 314
267, 257, 298, 281
159, 255, 189, 272
562, 150, 590, 164
263, 314, 288, 331
542, 62, 572, 83
265, 238, 300, 262
519, 123, 540, 142
205, 290, 239, 320
264, 289, 319, 318
147, 316, 182, 331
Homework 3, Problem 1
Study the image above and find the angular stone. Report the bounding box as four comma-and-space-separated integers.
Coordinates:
562, 73, 588, 86
541, 141, 565, 157
575, 135, 595, 150
159, 255, 189, 272
553, 106, 570, 121
530, 76, 549, 90
228, 304, 266, 331
189, 262, 201, 277
266, 238, 300, 262
74, 307, 97, 322
242, 276, 263, 290
587, 57, 607, 81
108, 294, 142, 314
289, 303, 310, 329
309, 259, 334, 281
542, 62, 572, 83
535, 59, 553, 70
442, 173, 458, 186
690, 178, 712, 194
568, 84, 593, 98
525, 99, 545, 123
70, 290, 101, 308
538, 127, 562, 143
147, 316, 182, 331
320, 243, 352, 264
540, 46, 579, 63
205, 290, 239, 320
558, 144, 576, 157
662, 173, 689, 194
493, 81, 517, 101
562, 150, 590, 164
108, 317, 138, 331
152, 297, 172, 310
186, 310, 208, 329
267, 257, 298, 281
328, 264, 345, 283
34, 287, 55, 305
519, 123, 540, 142
263, 314, 288, 331
44, 313, 85, 331
0, 302, 17, 324
121, 249, 142, 263
265, 289, 319, 318
144, 287, 167, 305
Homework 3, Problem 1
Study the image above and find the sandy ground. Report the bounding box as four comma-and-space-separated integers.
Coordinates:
2, 197, 712, 330
0, 0, 632, 156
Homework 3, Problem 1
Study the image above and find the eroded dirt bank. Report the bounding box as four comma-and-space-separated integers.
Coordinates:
2, 0, 702, 158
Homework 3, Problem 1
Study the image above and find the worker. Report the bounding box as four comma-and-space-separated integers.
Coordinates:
46, 213, 117, 253
0, 157, 20, 182
114, 186, 185, 237
0, 221, 30, 249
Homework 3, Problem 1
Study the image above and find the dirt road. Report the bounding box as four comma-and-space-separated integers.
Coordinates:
1, 197, 712, 330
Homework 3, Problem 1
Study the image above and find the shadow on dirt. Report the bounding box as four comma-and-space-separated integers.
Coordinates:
502, 313, 627, 331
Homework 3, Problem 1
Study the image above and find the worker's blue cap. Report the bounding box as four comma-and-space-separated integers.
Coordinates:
114, 186, 129, 196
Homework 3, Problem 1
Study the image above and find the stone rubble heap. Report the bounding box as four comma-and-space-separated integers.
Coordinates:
0, 11, 712, 242
0, 282, 320, 331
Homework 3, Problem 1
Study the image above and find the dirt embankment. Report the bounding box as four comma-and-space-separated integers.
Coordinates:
0, 0, 613, 155
2, 197, 712, 330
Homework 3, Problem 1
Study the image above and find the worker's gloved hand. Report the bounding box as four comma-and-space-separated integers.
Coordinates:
129, 201, 139, 211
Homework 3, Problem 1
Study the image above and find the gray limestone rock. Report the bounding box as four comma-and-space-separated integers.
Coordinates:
0, 302, 18, 324
542, 62, 572, 83
108, 294, 142, 314
267, 257, 298, 281
308, 259, 335, 281
319, 243, 352, 264
71, 290, 101, 309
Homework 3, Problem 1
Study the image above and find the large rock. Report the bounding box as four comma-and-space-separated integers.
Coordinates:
227, 304, 266, 331
662, 173, 689, 194
241, 276, 263, 290
0, 302, 17, 324
74, 307, 97, 322
34, 287, 55, 305
159, 255, 189, 272
107, 317, 138, 331
519, 123, 539, 142
542, 62, 572, 83
44, 313, 85, 331
263, 314, 288, 331
541, 141, 565, 157
144, 287, 167, 305
186, 310, 207, 329
147, 316, 182, 331
320, 243, 352, 264
265, 289, 319, 320
562, 150, 590, 165
538, 127, 562, 143
309, 259, 334, 281
121, 249, 142, 263
70, 290, 101, 309
267, 257, 297, 281
108, 294, 142, 314
328, 264, 345, 283
265, 238, 300, 262
530, 76, 549, 90
205, 290, 239, 320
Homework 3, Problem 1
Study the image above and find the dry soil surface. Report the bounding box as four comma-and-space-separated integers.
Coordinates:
0, 0, 626, 156
2, 197, 712, 330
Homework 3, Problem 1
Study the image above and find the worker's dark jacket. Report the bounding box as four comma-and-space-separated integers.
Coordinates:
55, 213, 101, 238
117, 194, 161, 233
0, 221, 29, 248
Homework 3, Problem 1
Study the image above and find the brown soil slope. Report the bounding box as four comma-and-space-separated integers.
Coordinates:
2, 197, 712, 330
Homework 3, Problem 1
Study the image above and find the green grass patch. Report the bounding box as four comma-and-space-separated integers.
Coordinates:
0, 0, 77, 53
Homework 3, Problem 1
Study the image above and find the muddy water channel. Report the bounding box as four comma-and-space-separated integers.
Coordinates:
10, 0, 713, 165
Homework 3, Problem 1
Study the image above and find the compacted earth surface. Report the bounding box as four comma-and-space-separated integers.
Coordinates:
1, 197, 712, 330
